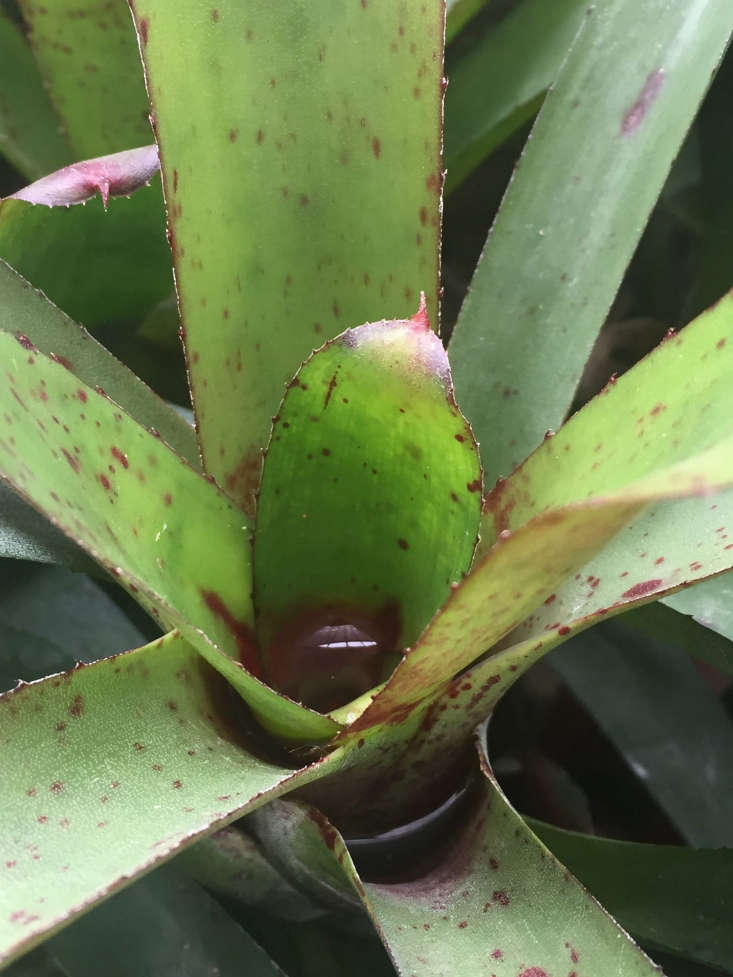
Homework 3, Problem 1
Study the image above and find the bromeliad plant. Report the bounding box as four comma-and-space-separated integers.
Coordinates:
1, 1, 733, 974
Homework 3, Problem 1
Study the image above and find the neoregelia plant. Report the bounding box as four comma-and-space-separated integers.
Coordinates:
1, 1, 733, 974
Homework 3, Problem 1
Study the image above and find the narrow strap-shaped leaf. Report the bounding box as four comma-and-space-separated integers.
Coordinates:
130, 0, 445, 513
254, 307, 481, 711
46, 865, 286, 977
0, 12, 71, 180
0, 262, 196, 463
351, 439, 733, 728
0, 482, 94, 571
0, 332, 338, 741
530, 818, 733, 971
550, 624, 733, 847
449, 0, 733, 483
444, 0, 586, 192
16, 0, 150, 159
0, 630, 340, 967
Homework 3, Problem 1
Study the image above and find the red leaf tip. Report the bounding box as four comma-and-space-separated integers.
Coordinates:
409, 292, 430, 332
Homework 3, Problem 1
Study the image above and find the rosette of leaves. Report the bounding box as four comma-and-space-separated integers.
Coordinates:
1, 1, 733, 975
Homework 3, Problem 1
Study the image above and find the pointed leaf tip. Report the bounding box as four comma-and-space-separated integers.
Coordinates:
7, 145, 159, 208
410, 291, 431, 332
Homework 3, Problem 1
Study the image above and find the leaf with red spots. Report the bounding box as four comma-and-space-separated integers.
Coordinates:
254, 305, 481, 714
0, 331, 338, 742
129, 0, 444, 514
0, 11, 71, 180
0, 630, 340, 968
449, 0, 733, 485
16, 0, 151, 161
466, 290, 733, 678
241, 735, 662, 977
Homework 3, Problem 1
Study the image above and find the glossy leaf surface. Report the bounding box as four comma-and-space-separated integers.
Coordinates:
130, 0, 444, 512
0, 12, 71, 180
445, 0, 585, 192
254, 308, 481, 710
0, 631, 325, 967
450, 0, 733, 482
531, 819, 733, 972
550, 623, 733, 847
16, 0, 150, 159
0, 332, 338, 741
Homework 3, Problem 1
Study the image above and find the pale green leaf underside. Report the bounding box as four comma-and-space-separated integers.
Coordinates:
0, 631, 336, 968
131, 0, 444, 512
450, 0, 733, 484
664, 571, 733, 646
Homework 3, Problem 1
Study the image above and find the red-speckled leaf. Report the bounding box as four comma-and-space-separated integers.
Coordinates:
245, 751, 662, 976
16, 0, 150, 161
0, 261, 196, 464
449, 0, 733, 484
478, 294, 733, 662
351, 434, 733, 729
130, 0, 444, 513
0, 11, 71, 180
0, 630, 340, 968
0, 331, 339, 742
254, 306, 481, 713
358, 731, 664, 977
8, 145, 159, 208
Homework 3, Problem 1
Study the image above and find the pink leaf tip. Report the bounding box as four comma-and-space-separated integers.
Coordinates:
409, 291, 430, 332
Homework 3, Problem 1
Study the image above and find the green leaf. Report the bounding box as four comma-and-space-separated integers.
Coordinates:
549, 622, 733, 847
0, 11, 71, 180
531, 819, 733, 972
449, 0, 733, 482
0, 561, 147, 692
0, 332, 338, 742
444, 0, 585, 192
0, 261, 197, 465
254, 308, 481, 711
0, 179, 172, 330
129, 0, 444, 512
0, 483, 94, 571
664, 572, 733, 647
178, 825, 326, 923
360, 745, 663, 977
355, 438, 733, 729
445, 0, 489, 44
624, 597, 733, 676
16, 0, 150, 159
45, 865, 286, 977
0, 630, 334, 967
